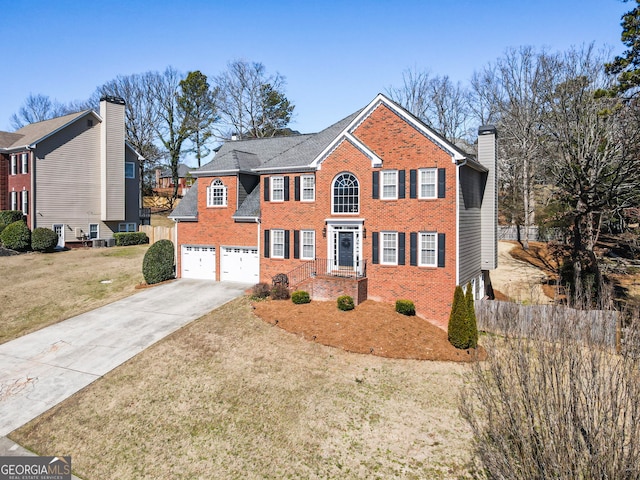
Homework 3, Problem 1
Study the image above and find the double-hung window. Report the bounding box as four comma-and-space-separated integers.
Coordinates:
125, 162, 135, 179
10, 191, 18, 211
301, 230, 315, 260
89, 224, 99, 239
21, 153, 28, 174
301, 175, 315, 202
419, 232, 437, 267
207, 179, 227, 207
419, 168, 437, 199
10, 155, 17, 175
271, 176, 284, 202
21, 190, 28, 215
271, 229, 285, 258
381, 231, 398, 265
381, 170, 398, 200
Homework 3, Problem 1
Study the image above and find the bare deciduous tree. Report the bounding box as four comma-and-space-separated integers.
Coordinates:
10, 93, 90, 129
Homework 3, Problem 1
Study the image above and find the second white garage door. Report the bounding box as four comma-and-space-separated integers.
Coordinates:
220, 247, 259, 283
181, 245, 216, 280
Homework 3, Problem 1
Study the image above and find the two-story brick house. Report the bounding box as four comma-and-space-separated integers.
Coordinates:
0, 96, 144, 247
170, 94, 497, 326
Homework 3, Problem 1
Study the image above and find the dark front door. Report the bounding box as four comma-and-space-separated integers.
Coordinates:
338, 232, 354, 267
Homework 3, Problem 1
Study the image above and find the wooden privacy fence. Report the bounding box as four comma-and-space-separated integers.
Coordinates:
140, 225, 175, 245
474, 300, 619, 349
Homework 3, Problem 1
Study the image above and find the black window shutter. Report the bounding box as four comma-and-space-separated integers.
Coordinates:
294, 176, 300, 201
398, 232, 406, 265
264, 229, 270, 258
409, 170, 417, 199
293, 230, 300, 259
284, 230, 290, 259
438, 233, 446, 267
284, 176, 290, 201
264, 177, 270, 201
372, 171, 379, 199
438, 168, 446, 198
410, 232, 417, 266
398, 170, 406, 199
372, 232, 379, 264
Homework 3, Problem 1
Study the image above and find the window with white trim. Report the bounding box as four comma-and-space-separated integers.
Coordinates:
332, 172, 359, 214
21, 153, 28, 174
271, 229, 285, 258
271, 176, 284, 202
419, 232, 437, 267
21, 190, 28, 215
118, 223, 137, 232
207, 179, 227, 207
301, 175, 315, 202
381, 231, 398, 265
381, 170, 398, 199
301, 230, 315, 260
89, 224, 99, 239
10, 155, 17, 175
10, 191, 17, 210
125, 162, 135, 179
419, 168, 437, 199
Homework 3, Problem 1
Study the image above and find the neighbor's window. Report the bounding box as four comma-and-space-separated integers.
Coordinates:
301, 230, 315, 260
10, 155, 17, 175
271, 176, 285, 202
332, 172, 359, 214
419, 232, 437, 267
118, 223, 136, 232
207, 179, 227, 207
271, 229, 285, 258
10, 191, 17, 210
419, 168, 437, 199
21, 153, 28, 174
301, 175, 315, 202
21, 190, 28, 215
89, 224, 99, 239
381, 231, 398, 265
381, 170, 398, 200
125, 162, 135, 179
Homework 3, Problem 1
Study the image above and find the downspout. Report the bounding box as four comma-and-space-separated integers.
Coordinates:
454, 157, 467, 287
27, 146, 35, 230
257, 218, 261, 282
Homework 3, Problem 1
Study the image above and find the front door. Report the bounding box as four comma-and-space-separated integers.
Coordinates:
338, 231, 354, 267
53, 224, 64, 249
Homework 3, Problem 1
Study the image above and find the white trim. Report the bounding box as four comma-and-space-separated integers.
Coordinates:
300, 229, 315, 260
380, 170, 398, 200
418, 232, 437, 267
89, 223, 99, 239
21, 153, 28, 173
331, 172, 360, 215
124, 161, 135, 179
418, 168, 437, 199
206, 178, 227, 207
381, 231, 398, 265
456, 163, 460, 285
271, 228, 285, 258
270, 176, 285, 202
300, 174, 315, 202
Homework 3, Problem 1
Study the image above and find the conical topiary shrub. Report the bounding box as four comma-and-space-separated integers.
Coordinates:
448, 285, 472, 349
142, 239, 175, 285
465, 282, 479, 349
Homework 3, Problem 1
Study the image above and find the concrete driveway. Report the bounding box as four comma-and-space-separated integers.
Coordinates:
0, 279, 249, 437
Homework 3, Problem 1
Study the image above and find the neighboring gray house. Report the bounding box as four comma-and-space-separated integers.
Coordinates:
0, 96, 145, 247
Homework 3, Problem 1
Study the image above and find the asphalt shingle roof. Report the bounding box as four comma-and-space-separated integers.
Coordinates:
168, 181, 198, 220
233, 186, 261, 219
0, 110, 93, 150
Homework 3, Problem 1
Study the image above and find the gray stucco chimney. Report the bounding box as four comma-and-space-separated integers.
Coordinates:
478, 125, 498, 270
99, 96, 126, 221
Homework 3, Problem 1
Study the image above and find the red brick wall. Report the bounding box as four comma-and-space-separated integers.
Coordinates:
298, 276, 368, 305
175, 175, 259, 280
6, 151, 32, 228
260, 103, 459, 326
0, 154, 8, 211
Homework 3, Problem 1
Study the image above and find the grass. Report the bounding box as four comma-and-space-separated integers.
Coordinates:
0, 244, 148, 344
12, 297, 475, 479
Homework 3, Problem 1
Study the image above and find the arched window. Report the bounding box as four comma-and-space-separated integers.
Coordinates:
207, 179, 227, 207
332, 173, 359, 214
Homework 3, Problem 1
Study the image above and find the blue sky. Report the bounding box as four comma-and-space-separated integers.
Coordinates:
0, 0, 631, 147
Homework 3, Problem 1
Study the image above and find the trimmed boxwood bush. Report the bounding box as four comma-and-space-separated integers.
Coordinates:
395, 299, 416, 316
337, 295, 355, 311
31, 227, 58, 252
0, 210, 24, 235
113, 232, 149, 246
291, 290, 311, 304
271, 284, 290, 300
448, 285, 478, 349
0, 220, 30, 251
251, 282, 271, 299
142, 239, 175, 285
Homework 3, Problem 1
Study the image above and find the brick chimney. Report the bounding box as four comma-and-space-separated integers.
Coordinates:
100, 96, 126, 221
478, 125, 498, 270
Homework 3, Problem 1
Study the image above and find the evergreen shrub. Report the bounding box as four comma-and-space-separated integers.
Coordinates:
142, 239, 175, 284
395, 299, 416, 316
31, 227, 58, 252
0, 210, 24, 235
291, 290, 311, 304
448, 285, 475, 349
0, 220, 30, 251
114, 232, 149, 246
337, 295, 355, 311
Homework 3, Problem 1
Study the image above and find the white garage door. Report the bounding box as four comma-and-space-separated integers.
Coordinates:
220, 247, 259, 283
181, 245, 216, 280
